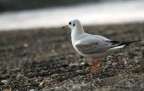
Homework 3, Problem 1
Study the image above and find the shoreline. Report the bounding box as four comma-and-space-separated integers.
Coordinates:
0, 21, 144, 32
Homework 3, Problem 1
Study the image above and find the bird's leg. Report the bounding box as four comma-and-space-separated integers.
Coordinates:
90, 59, 100, 73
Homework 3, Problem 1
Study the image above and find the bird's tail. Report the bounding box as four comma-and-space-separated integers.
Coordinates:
109, 40, 142, 50
119, 40, 142, 46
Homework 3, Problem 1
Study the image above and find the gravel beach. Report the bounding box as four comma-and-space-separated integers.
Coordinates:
0, 22, 144, 91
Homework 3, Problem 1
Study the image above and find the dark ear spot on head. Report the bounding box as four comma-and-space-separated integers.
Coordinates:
73, 24, 75, 26
69, 22, 71, 25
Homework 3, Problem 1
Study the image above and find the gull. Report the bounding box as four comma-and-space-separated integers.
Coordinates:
62, 19, 140, 73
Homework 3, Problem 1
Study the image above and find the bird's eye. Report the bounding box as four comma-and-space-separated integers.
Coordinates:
69, 22, 71, 25
73, 24, 75, 26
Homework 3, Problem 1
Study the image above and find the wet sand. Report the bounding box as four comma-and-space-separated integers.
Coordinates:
0, 22, 144, 90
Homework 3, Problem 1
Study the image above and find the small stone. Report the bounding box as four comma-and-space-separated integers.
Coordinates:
67, 55, 74, 58
124, 60, 128, 65
72, 84, 81, 90
39, 80, 45, 87
112, 62, 117, 66
76, 70, 83, 73
1, 80, 8, 85
107, 61, 111, 65
80, 62, 85, 66
69, 63, 79, 67
23, 43, 29, 48
29, 89, 35, 91
16, 73, 24, 80
103, 64, 109, 69
134, 60, 139, 63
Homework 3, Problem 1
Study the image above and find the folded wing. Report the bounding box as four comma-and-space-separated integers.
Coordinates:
75, 34, 141, 54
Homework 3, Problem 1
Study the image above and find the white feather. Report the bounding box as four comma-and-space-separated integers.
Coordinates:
108, 45, 125, 51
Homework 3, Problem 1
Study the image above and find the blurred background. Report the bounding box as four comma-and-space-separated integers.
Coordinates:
0, 0, 144, 30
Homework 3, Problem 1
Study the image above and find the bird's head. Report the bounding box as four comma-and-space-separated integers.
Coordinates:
62, 19, 83, 31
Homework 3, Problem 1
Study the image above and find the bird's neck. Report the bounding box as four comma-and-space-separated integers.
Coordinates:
71, 28, 84, 43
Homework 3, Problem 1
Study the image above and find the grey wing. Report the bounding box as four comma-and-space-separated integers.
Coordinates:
75, 36, 112, 54
91, 35, 110, 41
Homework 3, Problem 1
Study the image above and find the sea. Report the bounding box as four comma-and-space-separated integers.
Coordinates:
0, 0, 144, 31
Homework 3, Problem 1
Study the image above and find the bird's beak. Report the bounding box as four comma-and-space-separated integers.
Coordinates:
62, 25, 69, 28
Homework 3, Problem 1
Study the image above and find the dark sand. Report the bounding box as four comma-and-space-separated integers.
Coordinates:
0, 23, 144, 91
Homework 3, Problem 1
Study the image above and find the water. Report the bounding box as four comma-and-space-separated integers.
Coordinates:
0, 0, 144, 30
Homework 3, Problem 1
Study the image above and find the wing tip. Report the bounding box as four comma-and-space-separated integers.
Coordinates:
109, 45, 125, 50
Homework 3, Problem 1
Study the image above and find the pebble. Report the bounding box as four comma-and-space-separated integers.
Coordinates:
134, 60, 139, 64
29, 89, 35, 91
39, 80, 45, 87
23, 42, 29, 48
67, 54, 74, 58
124, 60, 128, 65
112, 62, 117, 67
1, 80, 8, 85
72, 84, 81, 90
69, 63, 79, 67
80, 62, 85, 66
76, 70, 83, 73
16, 73, 24, 80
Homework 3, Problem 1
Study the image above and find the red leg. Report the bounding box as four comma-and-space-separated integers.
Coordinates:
90, 59, 100, 73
